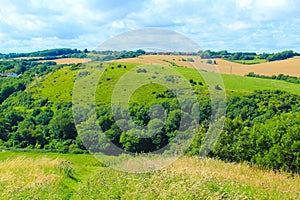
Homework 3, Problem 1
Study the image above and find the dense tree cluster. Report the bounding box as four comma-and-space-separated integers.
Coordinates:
0, 48, 86, 59
246, 72, 300, 84
0, 55, 299, 173
198, 50, 256, 60
261, 50, 295, 62
190, 90, 300, 173
1, 79, 299, 172
198, 50, 298, 62
91, 49, 146, 61
0, 60, 64, 104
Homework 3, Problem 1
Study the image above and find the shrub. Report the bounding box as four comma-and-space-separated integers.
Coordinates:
57, 160, 75, 178
136, 68, 147, 73
215, 85, 222, 90
187, 58, 194, 62
206, 59, 213, 64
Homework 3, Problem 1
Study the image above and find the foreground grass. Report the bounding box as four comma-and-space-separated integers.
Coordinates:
0, 151, 299, 199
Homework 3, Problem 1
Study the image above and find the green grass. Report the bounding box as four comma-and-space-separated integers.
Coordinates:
222, 73, 300, 95
0, 151, 299, 199
29, 66, 77, 102
224, 58, 267, 65
28, 61, 300, 106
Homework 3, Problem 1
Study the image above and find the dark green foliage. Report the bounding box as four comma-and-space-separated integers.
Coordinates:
246, 72, 300, 84
136, 68, 147, 73
231, 53, 255, 60
198, 50, 297, 62
259, 53, 269, 59
36, 108, 54, 125
0, 79, 26, 103
0, 54, 299, 173
187, 58, 194, 62
215, 85, 222, 90
57, 160, 75, 178
70, 63, 82, 70
208, 90, 300, 173
199, 50, 256, 59
0, 48, 86, 59
189, 79, 197, 86
92, 49, 146, 61
206, 59, 213, 64
50, 111, 77, 140
266, 50, 294, 62
163, 59, 177, 66
213, 113, 300, 173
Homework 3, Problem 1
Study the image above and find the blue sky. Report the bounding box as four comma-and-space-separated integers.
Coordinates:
0, 0, 299, 53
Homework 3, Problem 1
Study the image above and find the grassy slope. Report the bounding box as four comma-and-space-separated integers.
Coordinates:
29, 66, 77, 103
28, 61, 300, 105
0, 151, 299, 200
221, 73, 300, 94
5, 61, 300, 199
223, 57, 267, 65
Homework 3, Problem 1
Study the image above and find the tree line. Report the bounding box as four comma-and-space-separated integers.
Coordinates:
0, 48, 87, 59
198, 50, 298, 62
0, 59, 299, 173
246, 72, 300, 84
0, 86, 299, 173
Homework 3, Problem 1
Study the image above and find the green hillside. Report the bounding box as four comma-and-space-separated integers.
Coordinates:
1, 59, 299, 168
1, 57, 300, 200
28, 61, 300, 104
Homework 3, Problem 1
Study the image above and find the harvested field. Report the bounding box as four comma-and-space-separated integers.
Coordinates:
114, 55, 300, 76
39, 58, 90, 64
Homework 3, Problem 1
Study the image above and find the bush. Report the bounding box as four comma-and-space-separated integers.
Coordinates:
189, 79, 197, 86
187, 58, 194, 62
136, 68, 147, 73
206, 59, 213, 64
215, 85, 222, 90
57, 160, 75, 178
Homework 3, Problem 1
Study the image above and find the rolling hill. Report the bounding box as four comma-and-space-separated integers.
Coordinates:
1, 52, 300, 200
115, 55, 300, 76
28, 61, 300, 104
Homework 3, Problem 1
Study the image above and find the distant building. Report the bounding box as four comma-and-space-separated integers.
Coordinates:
0, 72, 20, 78
7, 72, 18, 77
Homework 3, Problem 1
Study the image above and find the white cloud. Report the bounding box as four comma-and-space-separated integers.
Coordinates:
0, 0, 300, 53
222, 21, 252, 31
236, 0, 253, 9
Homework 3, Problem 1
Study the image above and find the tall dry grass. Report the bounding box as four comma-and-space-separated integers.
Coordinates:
170, 157, 300, 196
0, 157, 61, 197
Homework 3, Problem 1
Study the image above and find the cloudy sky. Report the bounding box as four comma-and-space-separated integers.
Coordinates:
0, 0, 299, 53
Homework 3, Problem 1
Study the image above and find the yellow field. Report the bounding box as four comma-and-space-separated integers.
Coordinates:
114, 55, 300, 76
39, 58, 90, 64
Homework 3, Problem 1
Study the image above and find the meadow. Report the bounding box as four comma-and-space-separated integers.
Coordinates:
29, 61, 300, 105
225, 59, 267, 65
1, 52, 300, 199
0, 151, 299, 200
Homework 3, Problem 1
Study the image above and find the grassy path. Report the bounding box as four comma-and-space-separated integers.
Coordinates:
0, 151, 299, 199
